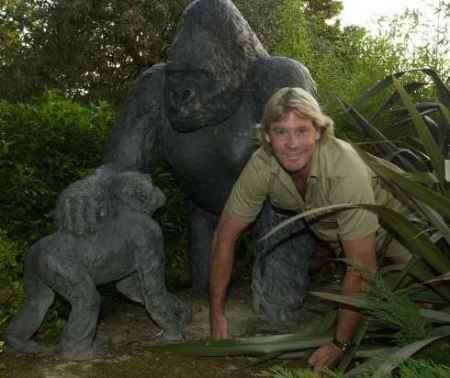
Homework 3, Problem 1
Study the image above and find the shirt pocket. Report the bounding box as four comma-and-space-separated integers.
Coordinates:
269, 194, 302, 212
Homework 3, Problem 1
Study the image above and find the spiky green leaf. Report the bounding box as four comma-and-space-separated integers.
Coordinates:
346, 333, 450, 378
355, 147, 450, 220
147, 335, 332, 356
393, 78, 446, 181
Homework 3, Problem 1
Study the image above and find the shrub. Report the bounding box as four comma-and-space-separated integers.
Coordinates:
0, 90, 114, 243
0, 230, 25, 327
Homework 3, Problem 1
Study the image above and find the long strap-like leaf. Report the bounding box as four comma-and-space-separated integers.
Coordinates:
346, 332, 450, 378
356, 147, 450, 220
393, 78, 446, 182
147, 335, 332, 356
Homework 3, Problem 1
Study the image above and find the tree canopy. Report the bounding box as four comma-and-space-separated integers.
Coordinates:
0, 0, 286, 104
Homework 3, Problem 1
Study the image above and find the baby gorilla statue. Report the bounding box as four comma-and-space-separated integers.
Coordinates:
4, 172, 191, 360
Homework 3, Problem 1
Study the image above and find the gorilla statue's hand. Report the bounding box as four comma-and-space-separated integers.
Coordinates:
56, 175, 110, 235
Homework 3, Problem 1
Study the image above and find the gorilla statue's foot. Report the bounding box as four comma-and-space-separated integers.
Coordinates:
160, 328, 185, 342
61, 348, 96, 361
5, 337, 49, 355
60, 340, 113, 361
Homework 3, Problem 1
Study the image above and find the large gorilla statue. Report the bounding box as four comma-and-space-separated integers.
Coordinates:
57, 0, 317, 322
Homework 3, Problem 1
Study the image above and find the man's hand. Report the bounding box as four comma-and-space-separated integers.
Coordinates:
308, 343, 343, 373
210, 312, 228, 339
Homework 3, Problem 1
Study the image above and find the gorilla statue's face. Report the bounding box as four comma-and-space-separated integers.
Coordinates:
164, 0, 269, 132
165, 31, 243, 132
113, 173, 166, 215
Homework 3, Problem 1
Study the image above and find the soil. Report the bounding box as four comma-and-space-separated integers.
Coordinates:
0, 286, 335, 378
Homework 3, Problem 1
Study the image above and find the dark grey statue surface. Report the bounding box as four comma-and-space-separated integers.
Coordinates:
5, 172, 191, 360
32, 0, 317, 323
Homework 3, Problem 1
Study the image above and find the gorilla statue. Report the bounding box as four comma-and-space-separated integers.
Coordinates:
4, 172, 191, 360
55, 0, 317, 322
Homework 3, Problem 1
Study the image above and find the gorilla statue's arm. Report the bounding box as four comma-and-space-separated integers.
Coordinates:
103, 63, 167, 172
56, 64, 167, 235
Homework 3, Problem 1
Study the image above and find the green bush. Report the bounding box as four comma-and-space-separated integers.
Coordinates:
0, 230, 25, 327
0, 90, 114, 243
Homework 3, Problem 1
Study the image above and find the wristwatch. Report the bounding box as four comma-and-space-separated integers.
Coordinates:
332, 336, 352, 353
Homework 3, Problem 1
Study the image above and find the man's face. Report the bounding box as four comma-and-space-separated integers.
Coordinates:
264, 111, 320, 177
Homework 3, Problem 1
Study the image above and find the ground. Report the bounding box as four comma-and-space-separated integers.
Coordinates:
0, 285, 336, 378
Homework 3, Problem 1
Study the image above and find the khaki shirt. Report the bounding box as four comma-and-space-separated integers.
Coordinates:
223, 136, 405, 244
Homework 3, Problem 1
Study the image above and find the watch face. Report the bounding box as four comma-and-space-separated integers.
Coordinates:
333, 337, 351, 352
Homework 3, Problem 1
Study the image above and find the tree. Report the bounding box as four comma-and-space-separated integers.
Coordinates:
375, 0, 450, 78
0, 0, 281, 104
0, 0, 189, 103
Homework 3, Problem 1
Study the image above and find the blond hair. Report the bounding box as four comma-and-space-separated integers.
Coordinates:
260, 87, 334, 152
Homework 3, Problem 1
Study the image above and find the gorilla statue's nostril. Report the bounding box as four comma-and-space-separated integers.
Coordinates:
181, 89, 193, 101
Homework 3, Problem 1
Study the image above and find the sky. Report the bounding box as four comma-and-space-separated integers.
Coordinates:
340, 0, 433, 31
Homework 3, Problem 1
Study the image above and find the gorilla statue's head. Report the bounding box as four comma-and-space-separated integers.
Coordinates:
166, 0, 268, 132
112, 172, 166, 215
250, 56, 318, 122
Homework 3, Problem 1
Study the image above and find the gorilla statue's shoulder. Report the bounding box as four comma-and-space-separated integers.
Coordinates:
250, 56, 318, 121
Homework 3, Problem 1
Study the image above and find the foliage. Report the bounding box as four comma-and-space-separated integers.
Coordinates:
375, 2, 450, 78
397, 359, 450, 378
0, 91, 113, 243
274, 0, 403, 120
0, 230, 25, 327
273, 0, 450, 138
265, 359, 450, 378
0, 0, 189, 103
150, 162, 191, 290
265, 365, 345, 378
0, 0, 281, 104
364, 272, 431, 344
333, 70, 450, 374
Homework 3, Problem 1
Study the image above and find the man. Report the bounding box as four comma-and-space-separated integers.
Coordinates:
209, 87, 408, 372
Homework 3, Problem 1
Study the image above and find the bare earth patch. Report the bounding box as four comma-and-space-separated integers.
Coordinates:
0, 287, 334, 378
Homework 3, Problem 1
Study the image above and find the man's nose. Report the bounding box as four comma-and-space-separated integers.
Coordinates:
286, 132, 301, 148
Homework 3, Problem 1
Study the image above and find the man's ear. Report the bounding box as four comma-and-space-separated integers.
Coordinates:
264, 132, 271, 144
315, 132, 320, 141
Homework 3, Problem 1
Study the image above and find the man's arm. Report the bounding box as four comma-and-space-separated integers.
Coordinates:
308, 233, 377, 373
209, 214, 249, 339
